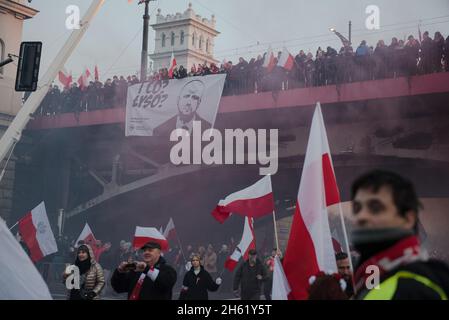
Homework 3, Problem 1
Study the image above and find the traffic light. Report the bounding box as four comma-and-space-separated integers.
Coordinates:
15, 41, 42, 92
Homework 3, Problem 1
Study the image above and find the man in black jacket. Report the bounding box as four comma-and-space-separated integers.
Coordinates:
351, 170, 449, 300
233, 250, 267, 300
111, 242, 177, 300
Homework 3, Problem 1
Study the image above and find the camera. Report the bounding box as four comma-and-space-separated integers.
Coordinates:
124, 262, 137, 271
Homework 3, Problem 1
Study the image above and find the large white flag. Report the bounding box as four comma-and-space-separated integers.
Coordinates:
272, 255, 291, 300
0, 218, 52, 299
126, 74, 226, 137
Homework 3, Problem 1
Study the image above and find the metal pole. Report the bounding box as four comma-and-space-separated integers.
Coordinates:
349, 21, 352, 45
337, 202, 357, 295
141, 0, 150, 82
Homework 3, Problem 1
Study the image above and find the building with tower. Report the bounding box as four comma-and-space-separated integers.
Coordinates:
149, 3, 219, 73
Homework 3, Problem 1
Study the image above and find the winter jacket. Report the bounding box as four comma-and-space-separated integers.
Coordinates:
179, 266, 219, 300
66, 244, 105, 300
111, 256, 177, 300
233, 259, 267, 300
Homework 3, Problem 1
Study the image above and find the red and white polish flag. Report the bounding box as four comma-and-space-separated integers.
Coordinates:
283, 102, 340, 300
75, 223, 96, 248
211, 175, 274, 224
18, 202, 58, 263
224, 217, 255, 271
77, 68, 91, 90
133, 227, 169, 251
168, 51, 177, 79
277, 47, 295, 71
58, 68, 72, 89
163, 217, 176, 240
263, 46, 276, 73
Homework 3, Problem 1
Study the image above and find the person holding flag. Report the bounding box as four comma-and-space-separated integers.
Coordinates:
111, 241, 177, 300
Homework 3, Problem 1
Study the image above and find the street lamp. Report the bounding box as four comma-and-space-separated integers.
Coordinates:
138, 0, 156, 82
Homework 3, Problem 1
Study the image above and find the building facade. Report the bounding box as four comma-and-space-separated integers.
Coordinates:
0, 0, 38, 221
149, 3, 219, 73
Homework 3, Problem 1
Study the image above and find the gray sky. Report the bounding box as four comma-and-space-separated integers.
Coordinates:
22, 0, 449, 80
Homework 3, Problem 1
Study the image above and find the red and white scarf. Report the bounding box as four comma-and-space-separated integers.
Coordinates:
354, 235, 423, 293
129, 267, 154, 300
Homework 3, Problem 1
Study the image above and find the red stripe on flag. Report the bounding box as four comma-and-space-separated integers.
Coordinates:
322, 153, 340, 206
243, 219, 256, 260
283, 203, 320, 300
224, 257, 239, 271
213, 193, 274, 223
18, 212, 44, 262
285, 54, 295, 71
211, 206, 232, 223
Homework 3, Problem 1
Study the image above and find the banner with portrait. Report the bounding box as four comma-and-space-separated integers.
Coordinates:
125, 74, 226, 137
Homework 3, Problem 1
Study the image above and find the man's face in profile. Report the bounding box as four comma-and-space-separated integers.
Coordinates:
178, 81, 204, 117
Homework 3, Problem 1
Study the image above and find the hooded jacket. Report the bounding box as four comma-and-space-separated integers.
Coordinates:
67, 244, 105, 300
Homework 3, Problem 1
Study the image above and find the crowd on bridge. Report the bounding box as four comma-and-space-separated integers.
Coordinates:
36, 31, 449, 117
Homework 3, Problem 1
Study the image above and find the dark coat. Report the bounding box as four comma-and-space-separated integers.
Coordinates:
111, 256, 177, 300
153, 113, 211, 137
233, 259, 267, 300
179, 266, 219, 300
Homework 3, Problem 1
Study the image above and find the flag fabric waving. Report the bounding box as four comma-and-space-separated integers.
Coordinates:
277, 47, 295, 71
224, 217, 255, 271
272, 255, 291, 300
211, 175, 274, 224
75, 223, 96, 248
133, 226, 169, 251
58, 68, 72, 89
163, 217, 176, 240
0, 218, 53, 299
18, 202, 58, 263
283, 102, 340, 300
263, 46, 276, 72
168, 52, 177, 79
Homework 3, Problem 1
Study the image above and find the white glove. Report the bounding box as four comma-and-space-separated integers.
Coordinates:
215, 277, 222, 285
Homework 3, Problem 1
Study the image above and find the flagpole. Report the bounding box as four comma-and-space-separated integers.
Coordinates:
337, 202, 357, 294
272, 211, 280, 253
175, 232, 187, 264
9, 221, 19, 231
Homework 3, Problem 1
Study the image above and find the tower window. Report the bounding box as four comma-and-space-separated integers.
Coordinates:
161, 33, 166, 47
180, 31, 185, 45
171, 32, 175, 46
